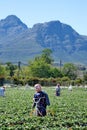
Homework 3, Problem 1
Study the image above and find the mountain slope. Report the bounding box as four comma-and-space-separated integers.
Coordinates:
0, 15, 43, 63
31, 21, 87, 64
0, 15, 87, 64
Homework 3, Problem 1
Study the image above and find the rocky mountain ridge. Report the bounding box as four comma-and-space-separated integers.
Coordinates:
0, 15, 87, 65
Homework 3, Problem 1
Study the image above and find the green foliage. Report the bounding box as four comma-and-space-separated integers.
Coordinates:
29, 49, 63, 79
27, 77, 40, 86
41, 48, 53, 64
0, 87, 87, 129
83, 71, 87, 82
0, 65, 6, 85
29, 59, 51, 78
62, 63, 77, 80
0, 65, 6, 78
75, 78, 84, 86
6, 62, 17, 77
50, 67, 63, 78
61, 76, 70, 86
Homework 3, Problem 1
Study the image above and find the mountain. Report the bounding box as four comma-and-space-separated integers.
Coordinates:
0, 15, 87, 65
31, 21, 87, 64
0, 15, 43, 63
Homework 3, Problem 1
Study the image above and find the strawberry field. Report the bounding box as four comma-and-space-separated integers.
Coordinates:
0, 86, 87, 130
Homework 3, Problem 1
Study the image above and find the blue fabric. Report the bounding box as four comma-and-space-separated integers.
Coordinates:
33, 91, 50, 116
43, 91, 50, 106
34, 91, 50, 107
0, 87, 5, 96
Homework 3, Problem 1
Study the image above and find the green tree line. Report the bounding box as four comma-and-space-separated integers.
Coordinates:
0, 49, 86, 86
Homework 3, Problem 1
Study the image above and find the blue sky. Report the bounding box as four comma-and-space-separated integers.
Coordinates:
0, 0, 87, 35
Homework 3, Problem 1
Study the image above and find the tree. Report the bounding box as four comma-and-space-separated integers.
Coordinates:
41, 48, 53, 64
83, 71, 87, 84
0, 65, 6, 78
29, 59, 51, 78
50, 67, 63, 78
6, 62, 17, 77
29, 49, 54, 78
0, 65, 6, 86
62, 63, 77, 80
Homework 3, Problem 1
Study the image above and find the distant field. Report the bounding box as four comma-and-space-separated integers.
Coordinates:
0, 87, 87, 130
